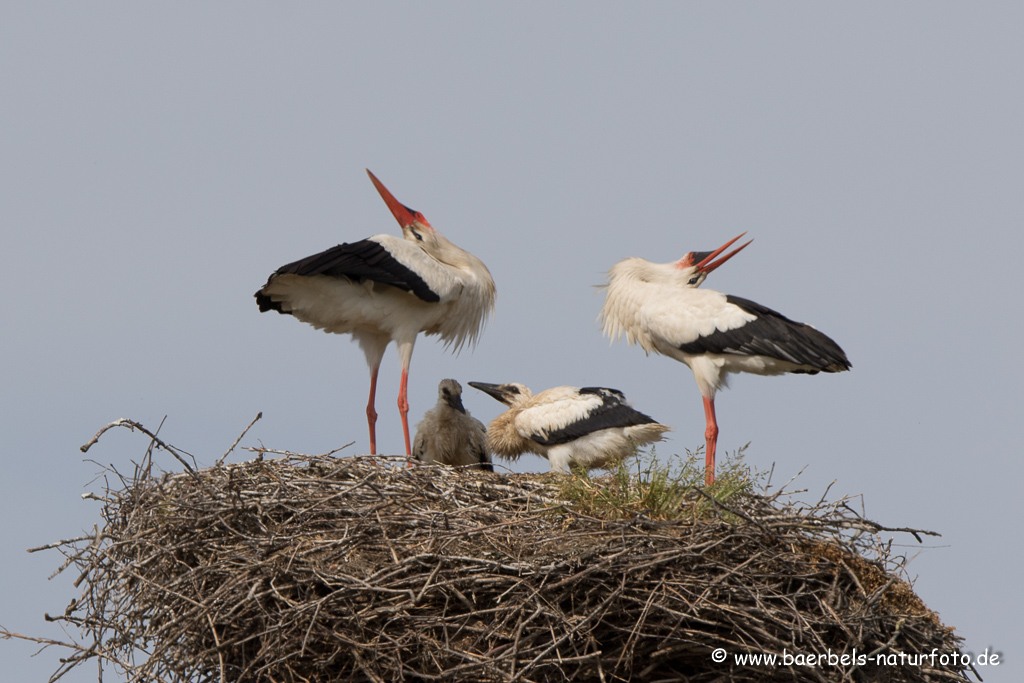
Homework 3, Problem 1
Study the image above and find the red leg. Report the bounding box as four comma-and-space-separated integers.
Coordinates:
397, 365, 412, 456
366, 362, 380, 455
702, 395, 719, 486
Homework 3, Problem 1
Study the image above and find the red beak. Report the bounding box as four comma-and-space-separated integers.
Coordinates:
366, 169, 430, 229
679, 233, 753, 273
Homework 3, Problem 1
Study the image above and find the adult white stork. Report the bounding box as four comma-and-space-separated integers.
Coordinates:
255, 170, 496, 456
413, 379, 492, 471
468, 382, 670, 473
599, 234, 851, 486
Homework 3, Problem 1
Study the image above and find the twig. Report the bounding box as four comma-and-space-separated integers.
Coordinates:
215, 412, 262, 466
79, 418, 198, 477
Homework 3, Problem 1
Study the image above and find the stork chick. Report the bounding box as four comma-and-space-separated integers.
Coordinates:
468, 382, 670, 473
413, 379, 492, 471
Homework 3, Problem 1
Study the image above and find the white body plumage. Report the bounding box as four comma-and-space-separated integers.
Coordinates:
600, 255, 849, 397
259, 232, 495, 364
468, 382, 670, 473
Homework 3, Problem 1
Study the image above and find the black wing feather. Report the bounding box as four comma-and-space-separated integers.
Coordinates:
678, 295, 851, 372
476, 445, 494, 472
532, 387, 660, 447
255, 239, 439, 313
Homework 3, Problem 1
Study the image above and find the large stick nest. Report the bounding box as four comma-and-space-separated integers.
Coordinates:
14, 425, 972, 682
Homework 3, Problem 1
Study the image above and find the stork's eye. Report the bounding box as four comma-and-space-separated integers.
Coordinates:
688, 277, 699, 285
411, 229, 424, 242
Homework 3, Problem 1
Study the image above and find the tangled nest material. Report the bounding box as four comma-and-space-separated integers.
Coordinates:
6, 420, 973, 683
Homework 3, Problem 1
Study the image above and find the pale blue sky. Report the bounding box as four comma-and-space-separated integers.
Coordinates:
2, 4, 1021, 680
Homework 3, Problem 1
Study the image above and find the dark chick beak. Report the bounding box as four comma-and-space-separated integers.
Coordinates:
446, 392, 467, 414
468, 381, 515, 406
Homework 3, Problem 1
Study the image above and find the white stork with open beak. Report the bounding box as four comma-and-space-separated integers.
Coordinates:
468, 382, 670, 473
255, 170, 496, 456
599, 234, 851, 485
413, 379, 492, 471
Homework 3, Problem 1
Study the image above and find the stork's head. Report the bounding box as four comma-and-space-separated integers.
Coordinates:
468, 381, 533, 408
437, 378, 467, 414
673, 233, 752, 288
367, 169, 437, 243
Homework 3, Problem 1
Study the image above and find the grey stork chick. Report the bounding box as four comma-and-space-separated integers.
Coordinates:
468, 382, 670, 473
413, 379, 493, 471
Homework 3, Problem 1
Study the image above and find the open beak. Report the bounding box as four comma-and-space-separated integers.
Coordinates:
680, 233, 753, 274
366, 169, 431, 229
468, 381, 516, 406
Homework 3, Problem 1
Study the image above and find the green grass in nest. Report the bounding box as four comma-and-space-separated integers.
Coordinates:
557, 443, 763, 521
